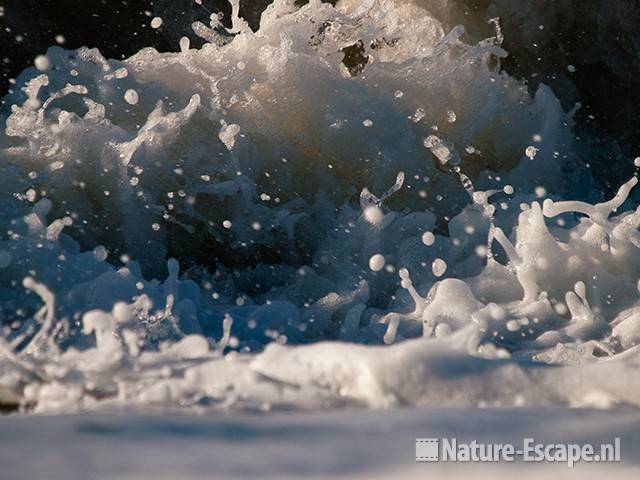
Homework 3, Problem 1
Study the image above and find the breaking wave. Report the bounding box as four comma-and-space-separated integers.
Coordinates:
1, 0, 639, 413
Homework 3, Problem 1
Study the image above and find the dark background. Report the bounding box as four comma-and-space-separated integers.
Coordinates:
1, 0, 639, 193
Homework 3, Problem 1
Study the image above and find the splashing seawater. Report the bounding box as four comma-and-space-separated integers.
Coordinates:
1, 0, 639, 412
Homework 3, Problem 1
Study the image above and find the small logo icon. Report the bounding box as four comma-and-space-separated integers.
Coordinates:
416, 438, 439, 462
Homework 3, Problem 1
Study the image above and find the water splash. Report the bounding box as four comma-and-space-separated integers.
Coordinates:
0, 0, 638, 413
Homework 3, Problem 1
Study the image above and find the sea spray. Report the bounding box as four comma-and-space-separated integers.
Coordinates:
0, 0, 639, 412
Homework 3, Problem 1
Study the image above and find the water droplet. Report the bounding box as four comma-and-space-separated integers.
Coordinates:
93, 245, 108, 262
424, 135, 458, 165
432, 258, 447, 277
369, 254, 385, 272
412, 108, 426, 123
124, 89, 139, 105
446, 110, 457, 123
179, 37, 190, 53
525, 146, 538, 160
422, 231, 435, 246
34, 55, 50, 71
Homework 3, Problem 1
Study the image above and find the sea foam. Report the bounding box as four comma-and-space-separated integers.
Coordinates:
1, 0, 638, 413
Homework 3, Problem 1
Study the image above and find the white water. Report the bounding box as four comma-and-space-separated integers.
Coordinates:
1, 0, 639, 414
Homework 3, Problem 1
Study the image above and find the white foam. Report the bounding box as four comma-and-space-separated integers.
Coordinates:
1, 0, 637, 414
